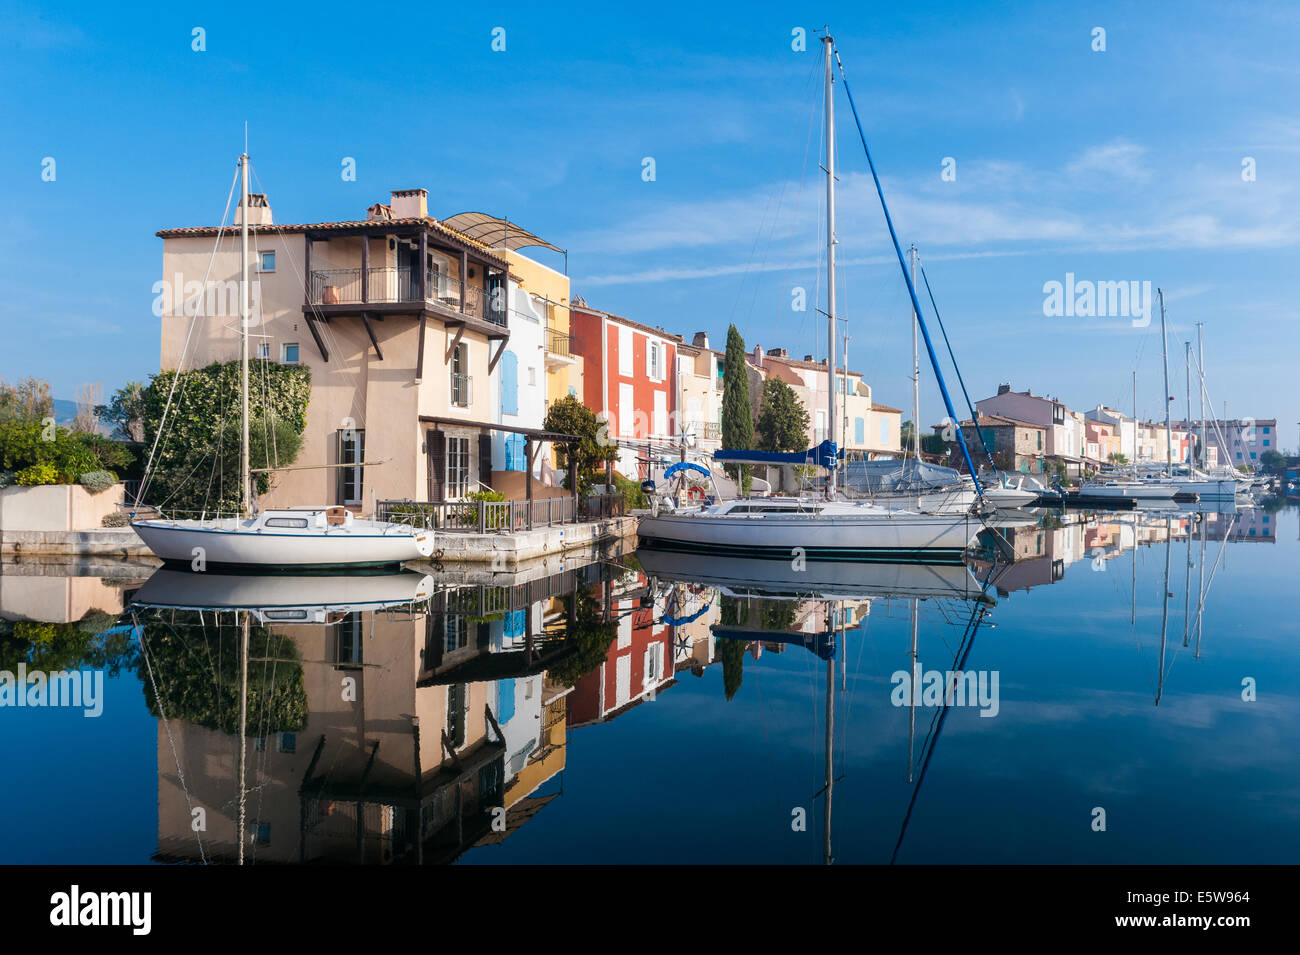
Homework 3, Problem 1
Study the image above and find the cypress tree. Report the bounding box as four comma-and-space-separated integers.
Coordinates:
721, 324, 754, 491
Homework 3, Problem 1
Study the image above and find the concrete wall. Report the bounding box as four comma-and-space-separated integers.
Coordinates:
0, 484, 124, 532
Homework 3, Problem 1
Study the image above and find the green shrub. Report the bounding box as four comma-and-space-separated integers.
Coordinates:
467, 489, 506, 503
613, 473, 646, 509
79, 470, 117, 494
16, 463, 59, 486
0, 419, 101, 483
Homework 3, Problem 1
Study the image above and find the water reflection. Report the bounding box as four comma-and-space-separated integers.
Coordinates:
1, 500, 1293, 864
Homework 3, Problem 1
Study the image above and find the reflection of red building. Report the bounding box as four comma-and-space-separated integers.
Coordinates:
570, 304, 678, 479
570, 577, 675, 726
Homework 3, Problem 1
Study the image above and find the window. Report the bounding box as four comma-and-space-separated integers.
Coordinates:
1250, 452, 1257, 459
879, 418, 889, 446
277, 732, 296, 754
253, 824, 271, 847
647, 341, 664, 381
451, 342, 469, 407
265, 517, 309, 528
504, 433, 525, 471
1237, 452, 1243, 460
1264, 439, 1270, 447
1037, 431, 1043, 450
446, 436, 470, 498
281, 342, 299, 364
854, 417, 865, 445
256, 342, 270, 360
258, 251, 275, 272
1263, 426, 1271, 434
337, 429, 364, 505
336, 613, 363, 666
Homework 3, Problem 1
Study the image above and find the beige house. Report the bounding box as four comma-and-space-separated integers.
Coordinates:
746, 346, 902, 459
674, 332, 724, 457
157, 188, 566, 509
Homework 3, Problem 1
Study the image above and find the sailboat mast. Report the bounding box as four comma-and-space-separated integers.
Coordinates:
1157, 288, 1172, 469
1185, 342, 1192, 467
1196, 323, 1206, 468
910, 245, 920, 458
823, 33, 838, 499
239, 153, 252, 518
1132, 371, 1137, 478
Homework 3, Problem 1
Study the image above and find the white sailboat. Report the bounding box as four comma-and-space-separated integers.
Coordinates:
638, 33, 981, 563
132, 153, 433, 569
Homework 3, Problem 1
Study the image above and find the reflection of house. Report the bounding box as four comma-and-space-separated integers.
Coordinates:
151, 562, 613, 864
570, 571, 676, 726
977, 519, 1086, 594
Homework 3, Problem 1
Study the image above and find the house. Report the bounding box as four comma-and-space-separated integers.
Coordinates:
1175, 417, 1277, 470
674, 332, 725, 457
569, 303, 679, 479
746, 346, 902, 459
957, 414, 1048, 474
157, 188, 577, 506
1085, 406, 1136, 463
975, 385, 1086, 474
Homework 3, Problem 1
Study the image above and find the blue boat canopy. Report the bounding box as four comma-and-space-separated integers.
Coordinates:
713, 440, 840, 470
664, 461, 711, 480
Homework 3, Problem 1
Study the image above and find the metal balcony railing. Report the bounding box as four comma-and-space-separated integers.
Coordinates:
309, 268, 507, 327
545, 325, 572, 356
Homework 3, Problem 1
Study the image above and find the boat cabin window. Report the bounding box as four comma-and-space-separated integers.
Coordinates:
264, 609, 310, 621
728, 504, 822, 514
265, 516, 310, 528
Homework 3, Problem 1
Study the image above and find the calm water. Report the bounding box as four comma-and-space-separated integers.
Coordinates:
2, 501, 1297, 865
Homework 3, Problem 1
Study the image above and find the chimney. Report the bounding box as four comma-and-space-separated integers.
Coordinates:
804, 354, 814, 362
237, 193, 272, 227
692, 331, 709, 349
752, 345, 764, 364
367, 202, 393, 221
390, 188, 428, 219
997, 383, 1011, 395
769, 347, 788, 358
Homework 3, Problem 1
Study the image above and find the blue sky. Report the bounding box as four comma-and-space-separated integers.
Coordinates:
2, 1, 1297, 449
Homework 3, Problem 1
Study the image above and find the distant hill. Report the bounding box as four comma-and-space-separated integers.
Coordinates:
52, 398, 116, 437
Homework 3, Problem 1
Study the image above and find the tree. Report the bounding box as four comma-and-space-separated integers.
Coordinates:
96, 381, 147, 442
0, 377, 53, 424
1260, 449, 1285, 471
141, 360, 310, 515
543, 394, 618, 492
721, 325, 754, 488
755, 378, 809, 451
900, 419, 915, 450
1108, 451, 1128, 465
71, 382, 102, 434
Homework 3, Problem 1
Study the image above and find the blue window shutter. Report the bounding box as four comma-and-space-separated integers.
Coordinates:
500, 350, 519, 416
854, 417, 864, 444
497, 678, 516, 724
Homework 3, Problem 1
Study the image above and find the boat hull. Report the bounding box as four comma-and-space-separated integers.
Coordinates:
132, 518, 432, 569
637, 510, 977, 564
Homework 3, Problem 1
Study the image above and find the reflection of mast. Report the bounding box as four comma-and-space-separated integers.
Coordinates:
824, 637, 834, 867
1195, 516, 1206, 657
238, 608, 249, 864
907, 597, 918, 783
1156, 518, 1171, 706
1182, 516, 1192, 647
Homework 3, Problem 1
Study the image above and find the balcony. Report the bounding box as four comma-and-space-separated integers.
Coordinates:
309, 267, 507, 328
544, 324, 576, 368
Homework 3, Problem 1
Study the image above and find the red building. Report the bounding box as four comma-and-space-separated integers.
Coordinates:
569, 303, 678, 479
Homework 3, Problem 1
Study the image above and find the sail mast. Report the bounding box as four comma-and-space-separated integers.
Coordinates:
910, 245, 920, 459
1196, 323, 1206, 468
1184, 342, 1192, 467
1158, 288, 1173, 470
239, 153, 252, 518
823, 32, 838, 499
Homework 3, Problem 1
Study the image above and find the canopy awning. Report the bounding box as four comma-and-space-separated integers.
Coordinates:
441, 213, 565, 254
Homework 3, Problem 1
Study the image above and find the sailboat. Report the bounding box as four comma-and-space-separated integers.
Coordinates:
131, 153, 433, 569
638, 33, 982, 563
